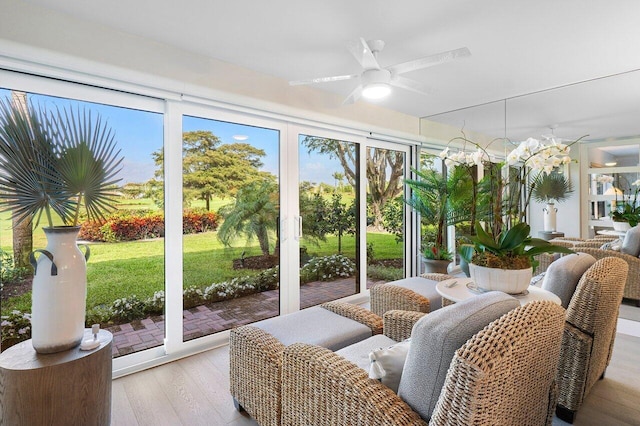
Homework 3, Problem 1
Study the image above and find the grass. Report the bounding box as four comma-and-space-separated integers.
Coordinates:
2, 227, 402, 315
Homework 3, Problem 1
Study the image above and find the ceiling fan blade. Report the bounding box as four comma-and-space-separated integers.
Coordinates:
347, 37, 380, 70
289, 74, 359, 86
342, 85, 363, 105
387, 47, 471, 75
390, 75, 435, 96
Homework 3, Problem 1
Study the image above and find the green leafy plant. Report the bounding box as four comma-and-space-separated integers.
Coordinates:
0, 98, 123, 227
423, 243, 453, 261
462, 222, 574, 270
610, 184, 640, 226
531, 172, 574, 204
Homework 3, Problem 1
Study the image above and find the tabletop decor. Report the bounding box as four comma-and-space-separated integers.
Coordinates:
0, 97, 123, 353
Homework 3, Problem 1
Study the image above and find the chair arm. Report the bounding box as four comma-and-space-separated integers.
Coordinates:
370, 284, 431, 317
556, 323, 593, 411
229, 325, 286, 424
535, 253, 556, 273
570, 248, 640, 301
383, 310, 426, 341
419, 273, 454, 281
572, 241, 604, 248
281, 343, 426, 426
321, 301, 383, 335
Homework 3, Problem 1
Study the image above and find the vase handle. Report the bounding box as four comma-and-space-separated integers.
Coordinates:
78, 244, 91, 262
29, 249, 57, 276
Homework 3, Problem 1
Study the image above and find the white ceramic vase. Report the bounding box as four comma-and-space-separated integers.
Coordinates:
29, 226, 90, 354
469, 263, 532, 294
543, 202, 557, 232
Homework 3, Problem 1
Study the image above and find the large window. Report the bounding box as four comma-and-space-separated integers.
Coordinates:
181, 115, 280, 341
0, 84, 164, 359
298, 134, 359, 306
0, 71, 420, 374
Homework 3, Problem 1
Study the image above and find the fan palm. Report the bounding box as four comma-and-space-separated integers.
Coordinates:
0, 97, 123, 227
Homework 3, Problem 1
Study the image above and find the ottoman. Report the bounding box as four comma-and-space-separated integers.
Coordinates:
229, 301, 382, 426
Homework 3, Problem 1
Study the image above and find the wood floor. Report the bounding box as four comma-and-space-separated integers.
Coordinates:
111, 325, 640, 426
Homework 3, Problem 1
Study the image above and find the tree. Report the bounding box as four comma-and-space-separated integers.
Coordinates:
7, 91, 32, 269
301, 136, 403, 230
326, 193, 356, 253
332, 172, 344, 191
217, 179, 279, 255
152, 131, 269, 210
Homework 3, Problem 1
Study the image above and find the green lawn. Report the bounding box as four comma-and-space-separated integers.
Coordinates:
2, 227, 402, 315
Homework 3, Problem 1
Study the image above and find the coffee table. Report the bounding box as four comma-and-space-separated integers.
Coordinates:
436, 277, 561, 306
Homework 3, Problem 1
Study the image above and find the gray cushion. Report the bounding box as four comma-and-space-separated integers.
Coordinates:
542, 253, 597, 308
253, 306, 372, 351
389, 277, 442, 311
397, 292, 519, 421
621, 225, 640, 257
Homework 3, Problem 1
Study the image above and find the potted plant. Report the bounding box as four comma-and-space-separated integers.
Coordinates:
609, 180, 640, 230
404, 164, 466, 274
531, 171, 574, 232
0, 97, 123, 353
462, 222, 574, 294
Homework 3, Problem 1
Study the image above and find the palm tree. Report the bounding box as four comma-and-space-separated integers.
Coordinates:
217, 179, 279, 256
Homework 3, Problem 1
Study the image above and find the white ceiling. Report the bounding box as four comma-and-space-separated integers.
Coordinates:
21, 0, 640, 142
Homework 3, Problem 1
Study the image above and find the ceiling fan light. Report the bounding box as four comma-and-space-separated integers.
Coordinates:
362, 82, 391, 99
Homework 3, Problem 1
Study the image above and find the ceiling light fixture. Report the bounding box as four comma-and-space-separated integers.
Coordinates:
361, 68, 392, 100
362, 82, 391, 99
605, 162, 617, 167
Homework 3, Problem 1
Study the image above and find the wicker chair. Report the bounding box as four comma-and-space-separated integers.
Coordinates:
555, 256, 628, 423
369, 273, 453, 317
281, 300, 565, 426
229, 301, 382, 426
551, 238, 640, 305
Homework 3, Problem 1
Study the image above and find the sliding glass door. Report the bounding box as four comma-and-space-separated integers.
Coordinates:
181, 113, 281, 341
298, 133, 360, 307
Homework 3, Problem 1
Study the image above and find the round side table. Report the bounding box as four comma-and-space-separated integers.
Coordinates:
436, 278, 561, 306
0, 329, 112, 426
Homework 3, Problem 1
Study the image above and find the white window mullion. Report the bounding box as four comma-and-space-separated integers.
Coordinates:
162, 100, 184, 354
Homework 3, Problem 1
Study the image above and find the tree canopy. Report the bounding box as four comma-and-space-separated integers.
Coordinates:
152, 130, 271, 210
301, 136, 403, 230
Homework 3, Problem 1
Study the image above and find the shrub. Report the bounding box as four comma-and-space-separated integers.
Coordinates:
79, 209, 220, 242
1, 309, 31, 347
183, 209, 220, 234
111, 295, 146, 322
0, 249, 28, 283
367, 265, 403, 282
300, 254, 356, 283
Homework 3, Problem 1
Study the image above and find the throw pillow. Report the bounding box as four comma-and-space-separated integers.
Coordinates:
621, 225, 640, 257
600, 238, 622, 251
369, 338, 411, 393
542, 253, 597, 308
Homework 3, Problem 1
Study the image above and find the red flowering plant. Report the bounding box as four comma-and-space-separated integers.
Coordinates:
423, 243, 453, 261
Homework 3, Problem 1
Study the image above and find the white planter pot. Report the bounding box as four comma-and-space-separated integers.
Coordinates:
543, 203, 557, 232
613, 221, 631, 232
469, 263, 532, 294
29, 226, 90, 354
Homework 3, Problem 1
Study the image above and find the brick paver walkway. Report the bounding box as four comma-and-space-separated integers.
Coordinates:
107, 278, 379, 357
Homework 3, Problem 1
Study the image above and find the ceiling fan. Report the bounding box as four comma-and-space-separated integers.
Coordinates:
289, 37, 471, 104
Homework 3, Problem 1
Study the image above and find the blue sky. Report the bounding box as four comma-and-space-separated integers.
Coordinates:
1, 88, 345, 186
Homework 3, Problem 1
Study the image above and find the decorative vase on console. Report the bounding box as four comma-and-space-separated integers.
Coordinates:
0, 98, 123, 354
